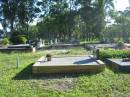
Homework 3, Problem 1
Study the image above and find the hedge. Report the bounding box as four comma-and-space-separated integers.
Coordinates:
98, 49, 130, 60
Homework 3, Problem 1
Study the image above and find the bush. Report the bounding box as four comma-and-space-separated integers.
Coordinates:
114, 38, 124, 43
16, 35, 27, 44
117, 41, 124, 46
128, 37, 130, 43
1, 38, 10, 45
10, 35, 27, 44
98, 49, 130, 60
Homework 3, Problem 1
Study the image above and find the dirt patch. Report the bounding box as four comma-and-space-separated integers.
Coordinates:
37, 77, 77, 92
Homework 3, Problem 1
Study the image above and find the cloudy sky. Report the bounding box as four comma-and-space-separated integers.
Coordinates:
0, 0, 130, 29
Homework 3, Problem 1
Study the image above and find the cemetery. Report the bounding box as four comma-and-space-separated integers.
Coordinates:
1, 46, 130, 97
0, 0, 130, 97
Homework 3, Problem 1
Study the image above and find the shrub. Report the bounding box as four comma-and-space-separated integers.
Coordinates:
1, 38, 10, 45
128, 37, 130, 43
98, 49, 130, 60
114, 38, 124, 43
10, 32, 28, 44
16, 35, 27, 44
117, 41, 124, 46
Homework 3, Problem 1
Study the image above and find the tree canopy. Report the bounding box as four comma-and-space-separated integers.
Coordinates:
2, 0, 128, 44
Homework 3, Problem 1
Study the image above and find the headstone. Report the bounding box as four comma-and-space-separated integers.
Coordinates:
42, 40, 45, 46
37, 39, 45, 48
55, 38, 58, 44
50, 40, 53, 45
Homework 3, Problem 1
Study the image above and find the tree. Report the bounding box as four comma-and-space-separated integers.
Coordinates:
78, 0, 114, 41
1, 0, 17, 35
37, 0, 78, 42
0, 0, 115, 43
0, 0, 37, 40
105, 10, 130, 42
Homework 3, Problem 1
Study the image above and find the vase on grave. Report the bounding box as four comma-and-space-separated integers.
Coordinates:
46, 54, 52, 61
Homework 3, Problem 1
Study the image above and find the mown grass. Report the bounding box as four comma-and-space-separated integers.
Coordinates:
0, 47, 130, 97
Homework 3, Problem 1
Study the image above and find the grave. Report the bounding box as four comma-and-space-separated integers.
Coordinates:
106, 58, 130, 72
86, 44, 116, 50
0, 44, 36, 52
32, 56, 105, 74
36, 39, 45, 48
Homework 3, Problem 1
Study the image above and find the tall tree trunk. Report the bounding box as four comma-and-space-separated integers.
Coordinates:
10, 19, 14, 37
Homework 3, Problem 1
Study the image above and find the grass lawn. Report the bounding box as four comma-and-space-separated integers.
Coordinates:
0, 47, 130, 97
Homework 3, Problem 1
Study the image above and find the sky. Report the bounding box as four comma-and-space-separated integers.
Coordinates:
0, 0, 130, 30
114, 0, 129, 11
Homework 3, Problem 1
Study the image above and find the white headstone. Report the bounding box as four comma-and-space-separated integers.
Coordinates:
55, 38, 58, 44
37, 39, 45, 48
50, 40, 53, 45
42, 40, 45, 46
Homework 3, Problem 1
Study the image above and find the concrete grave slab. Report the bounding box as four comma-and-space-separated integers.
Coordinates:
33, 56, 105, 74
106, 59, 130, 72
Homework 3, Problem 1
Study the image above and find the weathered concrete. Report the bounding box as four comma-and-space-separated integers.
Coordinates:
106, 59, 130, 72
33, 56, 105, 74
0, 44, 36, 53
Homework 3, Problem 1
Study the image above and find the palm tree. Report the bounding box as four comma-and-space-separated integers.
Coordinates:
96, 0, 114, 17
95, 0, 114, 39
